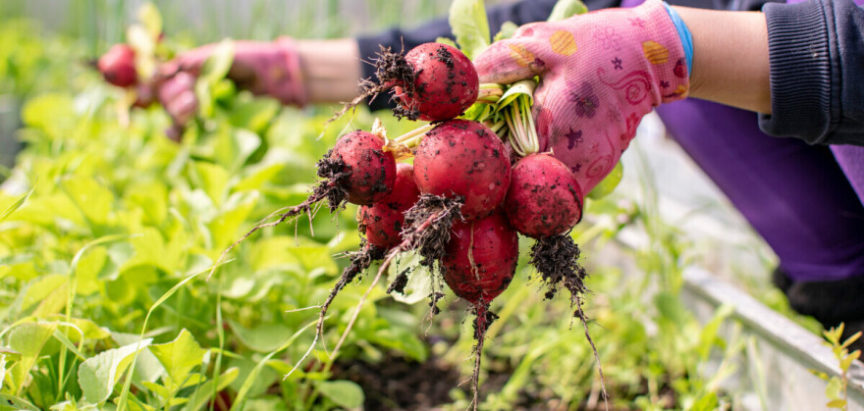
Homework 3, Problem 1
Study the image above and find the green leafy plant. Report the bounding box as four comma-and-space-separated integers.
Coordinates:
0, 13, 427, 405
819, 324, 862, 410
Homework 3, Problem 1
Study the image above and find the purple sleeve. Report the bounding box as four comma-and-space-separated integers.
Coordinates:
759, 0, 864, 145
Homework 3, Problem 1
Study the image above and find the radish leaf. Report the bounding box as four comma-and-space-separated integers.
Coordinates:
448, 0, 490, 59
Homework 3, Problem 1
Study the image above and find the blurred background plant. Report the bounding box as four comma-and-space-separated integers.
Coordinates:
2, 0, 468, 52
0, 1, 803, 410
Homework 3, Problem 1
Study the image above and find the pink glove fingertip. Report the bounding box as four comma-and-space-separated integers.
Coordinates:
475, 38, 553, 85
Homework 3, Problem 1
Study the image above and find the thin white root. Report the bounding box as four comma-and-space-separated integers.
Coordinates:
576, 296, 609, 411
328, 252, 394, 360
284, 305, 322, 313
283, 328, 320, 380
207, 199, 320, 281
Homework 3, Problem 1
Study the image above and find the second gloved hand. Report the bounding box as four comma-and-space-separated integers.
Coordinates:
156, 37, 306, 135
475, 0, 690, 192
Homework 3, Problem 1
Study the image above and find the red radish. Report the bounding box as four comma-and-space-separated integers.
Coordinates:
357, 163, 420, 249
439, 211, 517, 410
98, 44, 138, 88
357, 201, 402, 250
389, 43, 479, 121
441, 212, 518, 304
280, 130, 398, 345
505, 153, 583, 238
331, 43, 479, 124
326, 130, 396, 206
218, 129, 395, 277
501, 154, 596, 395
413, 119, 511, 221
500, 154, 587, 302
370, 163, 419, 212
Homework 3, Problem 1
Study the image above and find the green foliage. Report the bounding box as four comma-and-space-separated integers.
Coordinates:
313, 380, 364, 409
0, 20, 427, 407
0, 20, 90, 98
819, 324, 862, 410
448, 0, 491, 59
78, 338, 153, 404
547, 0, 589, 22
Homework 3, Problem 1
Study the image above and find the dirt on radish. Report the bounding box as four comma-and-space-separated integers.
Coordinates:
388, 42, 479, 121
413, 119, 511, 221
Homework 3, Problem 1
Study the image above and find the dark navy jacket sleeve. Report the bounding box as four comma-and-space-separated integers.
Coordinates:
759, 0, 864, 146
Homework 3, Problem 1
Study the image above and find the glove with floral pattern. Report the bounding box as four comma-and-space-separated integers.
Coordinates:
475, 0, 691, 192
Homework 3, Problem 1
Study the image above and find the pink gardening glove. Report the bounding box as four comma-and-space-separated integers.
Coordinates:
475, 0, 689, 193
156, 37, 306, 136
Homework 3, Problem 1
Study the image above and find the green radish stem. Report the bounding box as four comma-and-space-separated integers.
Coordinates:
382, 122, 434, 159
383, 80, 539, 160
501, 81, 539, 157
383, 81, 529, 158
477, 83, 504, 103
392, 122, 434, 146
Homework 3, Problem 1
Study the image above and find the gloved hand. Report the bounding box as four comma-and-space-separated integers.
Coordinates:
475, 0, 690, 192
155, 37, 306, 135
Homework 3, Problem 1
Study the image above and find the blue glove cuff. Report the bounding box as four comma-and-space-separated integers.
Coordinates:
663, 2, 694, 78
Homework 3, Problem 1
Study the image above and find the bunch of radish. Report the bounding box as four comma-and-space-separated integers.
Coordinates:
240, 40, 602, 409
96, 1, 607, 407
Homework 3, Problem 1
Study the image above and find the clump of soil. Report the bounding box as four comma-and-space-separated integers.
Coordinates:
314, 153, 352, 211
530, 234, 588, 301
331, 45, 419, 122
332, 350, 460, 410
370, 46, 421, 120
401, 194, 463, 267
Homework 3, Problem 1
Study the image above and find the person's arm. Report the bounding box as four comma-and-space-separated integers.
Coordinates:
674, 0, 864, 146
149, 0, 569, 132
295, 0, 593, 105
673, 6, 771, 114
295, 39, 362, 103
